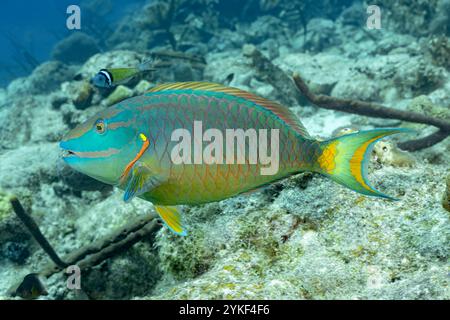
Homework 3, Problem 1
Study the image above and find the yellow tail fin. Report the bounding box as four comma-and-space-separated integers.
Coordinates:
317, 128, 412, 199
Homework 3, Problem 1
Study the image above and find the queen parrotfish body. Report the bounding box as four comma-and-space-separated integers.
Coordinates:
60, 82, 408, 235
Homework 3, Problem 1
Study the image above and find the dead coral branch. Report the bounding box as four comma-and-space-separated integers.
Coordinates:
292, 73, 450, 151
8, 196, 161, 299
10, 196, 68, 269
243, 44, 449, 151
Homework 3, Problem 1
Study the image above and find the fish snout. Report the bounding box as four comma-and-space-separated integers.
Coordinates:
59, 141, 78, 160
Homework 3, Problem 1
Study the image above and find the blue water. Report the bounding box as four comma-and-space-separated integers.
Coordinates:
0, 0, 146, 87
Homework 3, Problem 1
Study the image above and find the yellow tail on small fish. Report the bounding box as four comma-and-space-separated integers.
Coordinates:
316, 128, 411, 200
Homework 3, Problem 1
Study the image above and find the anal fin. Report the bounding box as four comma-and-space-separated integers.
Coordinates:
155, 205, 187, 236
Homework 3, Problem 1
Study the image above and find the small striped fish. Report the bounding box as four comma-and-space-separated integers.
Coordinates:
60, 82, 408, 235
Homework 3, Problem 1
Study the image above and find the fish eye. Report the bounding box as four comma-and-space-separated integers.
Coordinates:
94, 119, 106, 134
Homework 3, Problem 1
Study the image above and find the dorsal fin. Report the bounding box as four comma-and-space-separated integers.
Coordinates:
147, 82, 311, 138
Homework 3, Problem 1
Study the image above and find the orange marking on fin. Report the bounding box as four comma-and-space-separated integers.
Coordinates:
318, 141, 338, 173
120, 133, 150, 185
349, 137, 378, 192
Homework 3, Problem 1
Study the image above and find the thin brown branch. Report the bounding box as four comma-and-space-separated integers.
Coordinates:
292, 73, 450, 151
292, 73, 450, 132
9, 196, 68, 268
7, 196, 161, 299
397, 129, 449, 151
62, 213, 159, 271
243, 45, 449, 151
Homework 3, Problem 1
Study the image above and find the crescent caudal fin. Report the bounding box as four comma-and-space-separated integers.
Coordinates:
316, 128, 413, 199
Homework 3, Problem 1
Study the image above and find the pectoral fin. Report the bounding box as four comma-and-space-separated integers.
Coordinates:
123, 161, 164, 202
155, 205, 187, 236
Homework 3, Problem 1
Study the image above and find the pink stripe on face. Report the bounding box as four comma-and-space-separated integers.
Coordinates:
108, 119, 134, 130
72, 148, 121, 159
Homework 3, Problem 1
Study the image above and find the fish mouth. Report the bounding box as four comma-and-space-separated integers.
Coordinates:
61, 149, 78, 159
60, 140, 78, 159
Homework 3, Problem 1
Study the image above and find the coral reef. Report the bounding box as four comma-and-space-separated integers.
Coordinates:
0, 0, 449, 301
51, 33, 100, 65
427, 35, 450, 70
72, 81, 94, 110
372, 0, 440, 36
104, 85, 133, 106
7, 61, 75, 95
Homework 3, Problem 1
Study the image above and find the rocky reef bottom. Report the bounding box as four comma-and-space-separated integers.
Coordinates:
0, 9, 449, 299
0, 137, 448, 299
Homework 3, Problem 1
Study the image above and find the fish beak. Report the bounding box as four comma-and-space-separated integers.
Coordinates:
61, 149, 78, 159
60, 141, 78, 159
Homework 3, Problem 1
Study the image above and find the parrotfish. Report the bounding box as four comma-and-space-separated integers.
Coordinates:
60, 82, 409, 236
91, 59, 156, 88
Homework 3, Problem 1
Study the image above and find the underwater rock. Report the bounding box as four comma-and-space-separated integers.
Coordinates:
372, 141, 416, 168
49, 94, 69, 110
393, 56, 446, 97
51, 32, 100, 64
130, 1, 173, 30
0, 144, 61, 190
72, 81, 94, 110
426, 35, 450, 70
59, 101, 103, 131
157, 224, 218, 280
208, 29, 246, 52
171, 62, 196, 82
377, 0, 441, 36
443, 174, 450, 212
407, 95, 444, 117
1, 0, 449, 301
369, 33, 418, 56
293, 18, 340, 52
245, 15, 290, 45
7, 61, 75, 96
75, 191, 152, 241
81, 242, 161, 299
204, 50, 254, 88
104, 85, 133, 106
1, 241, 30, 265
406, 95, 450, 129
279, 53, 344, 96
332, 73, 381, 101
0, 96, 68, 149
0, 190, 31, 251
367, 268, 449, 299
106, 1, 177, 51
61, 81, 101, 111
133, 80, 153, 95
328, 53, 446, 100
